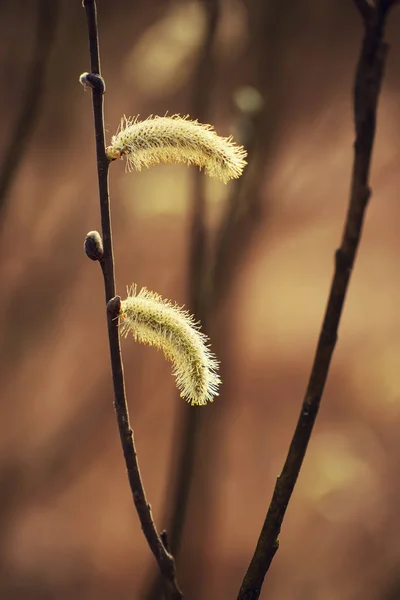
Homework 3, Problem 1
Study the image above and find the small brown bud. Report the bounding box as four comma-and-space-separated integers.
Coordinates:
107, 296, 122, 318
84, 230, 103, 261
79, 72, 106, 94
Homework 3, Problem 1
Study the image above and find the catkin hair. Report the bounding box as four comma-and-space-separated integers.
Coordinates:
106, 115, 247, 183
119, 285, 220, 406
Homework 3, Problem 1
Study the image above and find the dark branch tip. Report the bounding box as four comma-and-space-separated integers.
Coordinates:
79, 72, 106, 94
381, 0, 400, 14
84, 230, 104, 261
353, 0, 398, 21
160, 530, 170, 553
353, 0, 374, 21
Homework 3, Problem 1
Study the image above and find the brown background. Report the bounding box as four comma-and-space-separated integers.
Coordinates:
0, 1, 400, 598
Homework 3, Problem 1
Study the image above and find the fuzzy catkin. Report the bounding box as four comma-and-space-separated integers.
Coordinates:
106, 115, 247, 183
119, 285, 220, 406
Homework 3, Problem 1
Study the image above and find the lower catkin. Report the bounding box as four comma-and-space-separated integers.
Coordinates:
119, 285, 220, 406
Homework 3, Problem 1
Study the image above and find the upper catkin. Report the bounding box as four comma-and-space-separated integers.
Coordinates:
119, 285, 220, 406
106, 115, 247, 183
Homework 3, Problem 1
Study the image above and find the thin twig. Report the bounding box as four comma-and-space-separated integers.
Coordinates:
82, 2, 182, 599
237, 3, 395, 600
0, 0, 59, 222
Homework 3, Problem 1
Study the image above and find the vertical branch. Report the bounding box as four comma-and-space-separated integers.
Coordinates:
0, 0, 60, 222
237, 3, 396, 600
81, 2, 182, 599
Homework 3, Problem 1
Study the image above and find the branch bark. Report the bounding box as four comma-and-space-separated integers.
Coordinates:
82, 2, 182, 599
237, 3, 394, 599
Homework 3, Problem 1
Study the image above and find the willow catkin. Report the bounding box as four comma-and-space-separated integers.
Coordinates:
106, 115, 247, 183
119, 285, 220, 406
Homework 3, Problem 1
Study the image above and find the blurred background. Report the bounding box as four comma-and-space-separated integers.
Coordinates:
0, 1, 400, 598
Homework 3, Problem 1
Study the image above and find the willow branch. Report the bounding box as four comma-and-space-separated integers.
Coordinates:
82, 2, 181, 599
237, 4, 393, 599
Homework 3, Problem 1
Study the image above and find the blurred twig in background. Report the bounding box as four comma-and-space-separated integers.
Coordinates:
146, 2, 295, 598
169, 0, 219, 560
0, 0, 60, 223
237, 2, 398, 598
211, 0, 289, 307
175, 2, 294, 597
143, 3, 220, 598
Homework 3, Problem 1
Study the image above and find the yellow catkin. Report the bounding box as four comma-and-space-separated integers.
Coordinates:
119, 285, 220, 406
106, 115, 247, 183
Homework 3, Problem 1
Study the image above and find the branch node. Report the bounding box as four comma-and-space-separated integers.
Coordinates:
160, 530, 170, 553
